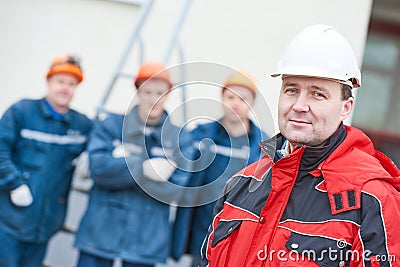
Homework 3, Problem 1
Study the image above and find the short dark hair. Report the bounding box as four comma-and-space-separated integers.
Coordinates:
341, 84, 353, 100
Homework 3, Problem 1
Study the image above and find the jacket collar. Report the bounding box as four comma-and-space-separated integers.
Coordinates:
214, 119, 260, 142
261, 123, 346, 168
39, 98, 72, 124
261, 125, 400, 215
311, 125, 400, 215
236, 125, 345, 184
261, 124, 357, 215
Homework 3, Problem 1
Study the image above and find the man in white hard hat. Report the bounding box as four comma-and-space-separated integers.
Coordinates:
200, 24, 400, 267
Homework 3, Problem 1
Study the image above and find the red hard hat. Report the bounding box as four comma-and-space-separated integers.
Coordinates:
46, 55, 83, 83
134, 61, 172, 89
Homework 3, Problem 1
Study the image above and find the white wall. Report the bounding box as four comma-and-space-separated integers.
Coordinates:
0, 0, 372, 135
176, 0, 373, 133
0, 0, 372, 266
0, 0, 142, 117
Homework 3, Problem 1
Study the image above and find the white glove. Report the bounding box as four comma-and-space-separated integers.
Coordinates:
143, 158, 177, 182
73, 152, 90, 179
112, 143, 125, 158
10, 184, 33, 207
112, 141, 134, 158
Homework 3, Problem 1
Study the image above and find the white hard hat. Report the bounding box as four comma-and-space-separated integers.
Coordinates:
271, 24, 361, 88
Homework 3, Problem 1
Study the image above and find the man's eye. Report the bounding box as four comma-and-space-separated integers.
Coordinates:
285, 88, 297, 94
313, 92, 326, 99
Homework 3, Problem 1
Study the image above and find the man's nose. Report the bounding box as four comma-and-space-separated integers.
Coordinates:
150, 94, 162, 105
292, 94, 310, 112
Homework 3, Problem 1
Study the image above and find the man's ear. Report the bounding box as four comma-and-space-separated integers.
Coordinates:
340, 97, 354, 121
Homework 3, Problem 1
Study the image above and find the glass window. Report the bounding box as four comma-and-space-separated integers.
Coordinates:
352, 29, 400, 167
363, 35, 399, 70
352, 32, 400, 132
353, 71, 393, 130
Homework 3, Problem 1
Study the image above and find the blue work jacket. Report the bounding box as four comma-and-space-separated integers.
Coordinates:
0, 98, 92, 242
74, 107, 193, 265
172, 119, 268, 260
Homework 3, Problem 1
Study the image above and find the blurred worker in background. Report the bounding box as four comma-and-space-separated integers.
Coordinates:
74, 61, 193, 267
172, 70, 268, 267
201, 24, 400, 267
0, 55, 93, 267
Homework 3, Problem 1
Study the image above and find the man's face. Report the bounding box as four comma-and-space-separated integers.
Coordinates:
137, 79, 170, 124
222, 85, 255, 124
278, 76, 353, 147
46, 74, 79, 113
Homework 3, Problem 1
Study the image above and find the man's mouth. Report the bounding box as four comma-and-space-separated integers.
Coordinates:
289, 119, 312, 125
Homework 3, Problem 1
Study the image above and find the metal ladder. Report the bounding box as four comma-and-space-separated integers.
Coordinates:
96, 0, 192, 118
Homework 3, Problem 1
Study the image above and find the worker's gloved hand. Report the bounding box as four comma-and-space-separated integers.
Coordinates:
73, 151, 90, 179
112, 143, 125, 158
10, 184, 33, 207
143, 158, 177, 182
112, 142, 134, 158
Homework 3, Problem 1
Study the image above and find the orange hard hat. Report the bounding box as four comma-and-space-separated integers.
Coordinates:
46, 55, 83, 83
134, 61, 172, 89
223, 69, 257, 97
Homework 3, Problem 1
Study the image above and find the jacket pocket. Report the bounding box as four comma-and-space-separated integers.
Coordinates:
285, 232, 351, 267
209, 220, 242, 267
17, 139, 49, 170
77, 196, 127, 253
211, 220, 242, 247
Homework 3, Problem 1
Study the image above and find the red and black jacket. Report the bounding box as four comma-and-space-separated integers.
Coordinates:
201, 125, 400, 267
